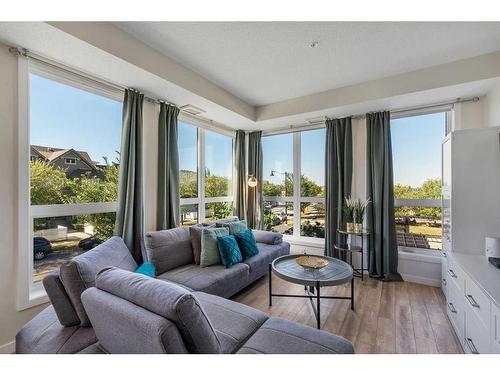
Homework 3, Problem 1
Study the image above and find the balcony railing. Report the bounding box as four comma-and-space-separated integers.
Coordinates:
394, 198, 441, 250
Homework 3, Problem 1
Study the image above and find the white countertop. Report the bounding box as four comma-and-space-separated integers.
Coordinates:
452, 252, 500, 308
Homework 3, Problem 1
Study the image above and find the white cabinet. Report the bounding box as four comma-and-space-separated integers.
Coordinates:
445, 253, 500, 354
491, 303, 500, 354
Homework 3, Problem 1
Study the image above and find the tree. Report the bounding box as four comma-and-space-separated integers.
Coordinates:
394, 178, 441, 220
180, 170, 198, 198
30, 160, 69, 205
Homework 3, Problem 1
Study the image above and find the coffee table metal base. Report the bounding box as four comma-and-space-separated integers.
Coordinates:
268, 264, 354, 329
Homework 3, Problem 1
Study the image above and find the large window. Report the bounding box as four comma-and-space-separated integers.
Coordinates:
262, 128, 326, 239
391, 111, 447, 251
25, 64, 123, 295
179, 121, 234, 225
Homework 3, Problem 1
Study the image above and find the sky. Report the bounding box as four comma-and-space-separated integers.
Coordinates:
178, 121, 232, 177
262, 113, 445, 188
391, 112, 445, 186
30, 73, 444, 187
30, 74, 123, 164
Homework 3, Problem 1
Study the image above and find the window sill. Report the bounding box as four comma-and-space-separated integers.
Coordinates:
398, 246, 442, 263
283, 235, 325, 248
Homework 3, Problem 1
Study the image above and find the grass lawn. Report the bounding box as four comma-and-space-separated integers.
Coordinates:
409, 225, 442, 237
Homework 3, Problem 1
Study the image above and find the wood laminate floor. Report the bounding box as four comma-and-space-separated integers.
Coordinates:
232, 274, 463, 354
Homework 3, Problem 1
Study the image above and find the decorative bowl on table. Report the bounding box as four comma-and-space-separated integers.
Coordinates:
295, 255, 329, 270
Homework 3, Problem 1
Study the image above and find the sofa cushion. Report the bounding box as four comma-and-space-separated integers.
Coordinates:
42, 270, 80, 327
158, 262, 250, 298
94, 267, 221, 354
217, 219, 247, 235
244, 242, 290, 283
217, 235, 243, 268
189, 223, 215, 265
193, 291, 268, 353
145, 227, 194, 274
82, 287, 188, 354
59, 236, 138, 327
236, 317, 355, 354
234, 229, 259, 259
15, 306, 97, 354
200, 227, 229, 267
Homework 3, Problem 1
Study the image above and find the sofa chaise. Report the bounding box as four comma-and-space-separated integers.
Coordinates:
16, 223, 354, 354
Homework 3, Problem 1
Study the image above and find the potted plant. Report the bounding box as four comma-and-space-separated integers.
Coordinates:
343, 196, 356, 232
353, 198, 370, 233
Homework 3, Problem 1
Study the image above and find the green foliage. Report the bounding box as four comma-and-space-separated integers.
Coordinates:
206, 202, 233, 221
180, 170, 197, 198
30, 160, 119, 241
300, 221, 325, 238
394, 178, 441, 220
30, 160, 68, 205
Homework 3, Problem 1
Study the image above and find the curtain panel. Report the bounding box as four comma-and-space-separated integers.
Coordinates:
366, 111, 403, 281
115, 89, 145, 264
234, 130, 247, 220
247, 131, 263, 229
324, 117, 353, 259
157, 103, 180, 231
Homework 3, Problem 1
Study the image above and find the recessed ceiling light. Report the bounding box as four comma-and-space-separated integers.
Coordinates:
309, 41, 319, 48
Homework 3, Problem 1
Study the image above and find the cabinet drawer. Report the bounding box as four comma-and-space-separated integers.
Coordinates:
491, 303, 500, 354
465, 304, 491, 354
447, 257, 465, 293
441, 254, 448, 297
464, 277, 491, 331
447, 280, 464, 341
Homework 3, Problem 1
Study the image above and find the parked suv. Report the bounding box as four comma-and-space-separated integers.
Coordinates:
33, 237, 52, 260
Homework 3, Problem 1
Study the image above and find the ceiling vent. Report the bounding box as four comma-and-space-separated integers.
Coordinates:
180, 104, 206, 116
305, 116, 326, 125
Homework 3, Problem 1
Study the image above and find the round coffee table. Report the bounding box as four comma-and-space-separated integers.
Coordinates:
269, 254, 354, 329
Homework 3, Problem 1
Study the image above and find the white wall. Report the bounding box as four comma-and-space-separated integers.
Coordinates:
452, 99, 485, 131
0, 44, 47, 353
483, 80, 500, 127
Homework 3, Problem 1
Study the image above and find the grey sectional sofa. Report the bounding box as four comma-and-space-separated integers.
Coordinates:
16, 224, 354, 354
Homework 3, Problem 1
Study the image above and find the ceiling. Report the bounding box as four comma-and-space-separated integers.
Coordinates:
115, 22, 500, 106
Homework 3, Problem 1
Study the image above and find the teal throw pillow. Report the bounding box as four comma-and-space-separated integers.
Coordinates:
217, 235, 243, 268
200, 227, 229, 267
233, 229, 259, 259
218, 219, 247, 235
135, 262, 156, 278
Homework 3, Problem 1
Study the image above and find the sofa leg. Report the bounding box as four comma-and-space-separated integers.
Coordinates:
268, 263, 272, 306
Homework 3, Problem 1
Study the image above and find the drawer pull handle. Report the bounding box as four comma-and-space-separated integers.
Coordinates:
448, 269, 457, 278
448, 302, 457, 313
442, 252, 447, 258
466, 294, 480, 308
465, 338, 479, 354
442, 278, 447, 285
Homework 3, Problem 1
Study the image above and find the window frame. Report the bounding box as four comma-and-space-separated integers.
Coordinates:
17, 58, 123, 310
178, 115, 235, 225
391, 107, 451, 255
262, 129, 326, 244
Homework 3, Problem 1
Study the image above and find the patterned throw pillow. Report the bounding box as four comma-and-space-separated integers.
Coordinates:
233, 229, 259, 259
217, 235, 243, 268
217, 219, 247, 235
200, 227, 229, 267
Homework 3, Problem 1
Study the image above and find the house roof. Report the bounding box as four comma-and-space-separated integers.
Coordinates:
31, 145, 96, 169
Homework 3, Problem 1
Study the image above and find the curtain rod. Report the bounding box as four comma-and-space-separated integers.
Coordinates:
264, 96, 480, 136
345, 96, 480, 121
9, 47, 178, 107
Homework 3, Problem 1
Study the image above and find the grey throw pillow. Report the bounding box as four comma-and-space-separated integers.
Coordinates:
200, 227, 229, 267
217, 220, 247, 235
189, 223, 215, 265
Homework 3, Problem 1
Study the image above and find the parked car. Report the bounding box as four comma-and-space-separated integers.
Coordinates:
33, 237, 52, 260
78, 236, 103, 250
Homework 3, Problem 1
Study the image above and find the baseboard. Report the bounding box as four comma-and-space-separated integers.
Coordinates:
400, 273, 441, 287
0, 340, 15, 354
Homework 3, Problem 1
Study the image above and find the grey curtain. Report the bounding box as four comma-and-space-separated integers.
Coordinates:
157, 103, 180, 230
115, 89, 145, 264
247, 131, 263, 229
366, 111, 403, 281
324, 117, 353, 259
234, 130, 246, 220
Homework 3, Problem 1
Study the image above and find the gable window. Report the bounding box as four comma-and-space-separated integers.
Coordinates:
18, 59, 123, 309
391, 110, 448, 251
179, 120, 234, 226
262, 128, 326, 240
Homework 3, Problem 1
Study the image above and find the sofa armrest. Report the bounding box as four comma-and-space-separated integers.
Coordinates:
252, 230, 283, 245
